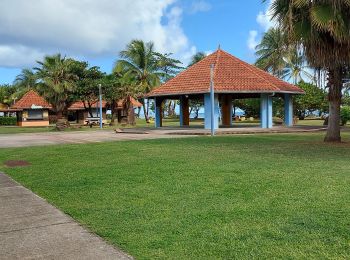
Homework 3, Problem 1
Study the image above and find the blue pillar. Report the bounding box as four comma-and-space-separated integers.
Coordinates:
260, 93, 273, 128
204, 93, 219, 129
154, 98, 162, 128
284, 94, 293, 126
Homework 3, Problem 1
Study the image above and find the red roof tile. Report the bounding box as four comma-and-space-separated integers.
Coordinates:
68, 100, 107, 110
148, 49, 304, 97
116, 97, 142, 108
11, 90, 52, 109
68, 97, 142, 110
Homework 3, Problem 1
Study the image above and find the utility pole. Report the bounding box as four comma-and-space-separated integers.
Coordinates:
210, 64, 215, 136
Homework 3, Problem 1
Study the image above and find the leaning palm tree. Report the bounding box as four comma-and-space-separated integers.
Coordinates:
35, 54, 78, 129
255, 27, 287, 78
267, 0, 350, 142
114, 40, 162, 123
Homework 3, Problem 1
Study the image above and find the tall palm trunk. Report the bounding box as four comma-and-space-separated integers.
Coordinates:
324, 68, 343, 142
142, 102, 149, 123
110, 100, 117, 126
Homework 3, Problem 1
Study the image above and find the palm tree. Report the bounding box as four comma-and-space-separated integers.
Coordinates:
14, 68, 37, 90
188, 52, 206, 67
267, 0, 350, 142
154, 52, 183, 81
283, 49, 314, 84
35, 54, 78, 129
154, 52, 183, 116
114, 40, 162, 123
255, 27, 287, 78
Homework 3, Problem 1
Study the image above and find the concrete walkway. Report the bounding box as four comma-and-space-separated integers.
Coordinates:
0, 130, 189, 148
0, 126, 333, 148
0, 173, 132, 260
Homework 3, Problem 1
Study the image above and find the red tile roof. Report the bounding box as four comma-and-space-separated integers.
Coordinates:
148, 49, 304, 97
116, 97, 142, 108
68, 97, 142, 110
69, 100, 107, 110
11, 90, 52, 109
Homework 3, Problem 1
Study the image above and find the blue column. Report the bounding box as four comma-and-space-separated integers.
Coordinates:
154, 98, 162, 128
204, 93, 219, 129
284, 94, 293, 126
260, 93, 273, 128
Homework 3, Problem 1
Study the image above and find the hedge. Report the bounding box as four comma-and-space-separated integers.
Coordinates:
340, 106, 350, 126
0, 117, 17, 125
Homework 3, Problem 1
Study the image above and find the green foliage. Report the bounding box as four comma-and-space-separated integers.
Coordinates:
234, 99, 260, 117
114, 39, 182, 122
340, 106, 350, 126
255, 28, 314, 83
154, 52, 183, 82
255, 27, 287, 78
188, 52, 206, 67
294, 81, 328, 117
0, 117, 16, 125
35, 54, 79, 115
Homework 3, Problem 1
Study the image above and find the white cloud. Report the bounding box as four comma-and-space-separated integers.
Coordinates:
256, 0, 276, 31
189, 0, 212, 14
247, 0, 276, 52
247, 30, 258, 51
0, 0, 195, 68
0, 45, 45, 67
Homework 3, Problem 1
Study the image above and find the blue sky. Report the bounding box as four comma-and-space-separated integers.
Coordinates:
0, 0, 271, 85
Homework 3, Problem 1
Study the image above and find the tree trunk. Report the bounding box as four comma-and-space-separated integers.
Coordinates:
127, 104, 136, 125
55, 110, 69, 131
142, 101, 149, 123
146, 99, 150, 123
110, 100, 116, 126
137, 107, 141, 118
324, 68, 343, 142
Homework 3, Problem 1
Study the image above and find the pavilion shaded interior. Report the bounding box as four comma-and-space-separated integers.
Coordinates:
147, 49, 304, 129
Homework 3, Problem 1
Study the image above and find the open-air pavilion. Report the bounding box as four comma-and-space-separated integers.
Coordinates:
147, 48, 304, 130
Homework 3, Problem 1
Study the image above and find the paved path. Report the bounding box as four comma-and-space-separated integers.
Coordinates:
0, 130, 188, 148
0, 173, 132, 260
0, 126, 335, 148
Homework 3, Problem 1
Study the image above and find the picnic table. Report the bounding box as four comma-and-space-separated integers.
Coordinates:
85, 117, 105, 128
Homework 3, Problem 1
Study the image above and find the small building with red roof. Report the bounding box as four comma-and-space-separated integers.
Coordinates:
10, 90, 52, 126
147, 48, 304, 129
68, 100, 108, 124
67, 97, 142, 124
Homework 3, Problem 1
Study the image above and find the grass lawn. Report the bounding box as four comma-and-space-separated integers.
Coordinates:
1, 133, 350, 259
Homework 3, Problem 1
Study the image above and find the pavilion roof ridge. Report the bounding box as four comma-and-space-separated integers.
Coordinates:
217, 49, 280, 92
212, 49, 221, 88
147, 48, 304, 97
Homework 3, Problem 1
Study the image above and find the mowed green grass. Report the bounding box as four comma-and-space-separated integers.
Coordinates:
1, 133, 350, 259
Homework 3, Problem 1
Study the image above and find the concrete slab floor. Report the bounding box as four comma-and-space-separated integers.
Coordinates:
0, 173, 132, 260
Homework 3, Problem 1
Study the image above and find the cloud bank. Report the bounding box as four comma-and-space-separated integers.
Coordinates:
0, 0, 201, 68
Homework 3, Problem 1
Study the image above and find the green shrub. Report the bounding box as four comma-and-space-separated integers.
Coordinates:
340, 106, 350, 126
0, 117, 17, 125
